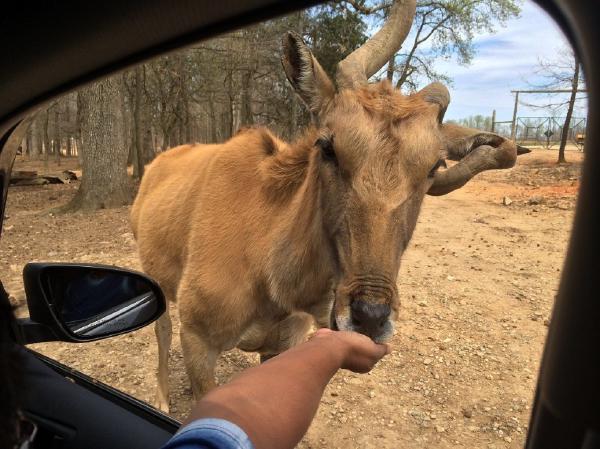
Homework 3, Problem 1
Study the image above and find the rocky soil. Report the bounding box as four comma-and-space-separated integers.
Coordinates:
0, 148, 583, 448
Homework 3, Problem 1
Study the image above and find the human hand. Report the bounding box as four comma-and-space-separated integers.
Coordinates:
313, 328, 390, 373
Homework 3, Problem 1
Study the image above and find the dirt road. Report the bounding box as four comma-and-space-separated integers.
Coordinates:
1, 149, 582, 448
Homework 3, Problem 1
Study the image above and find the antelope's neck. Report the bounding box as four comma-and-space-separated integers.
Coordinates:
265, 139, 336, 309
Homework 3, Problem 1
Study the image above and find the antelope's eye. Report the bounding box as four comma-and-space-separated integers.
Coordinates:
315, 136, 336, 162
428, 158, 446, 178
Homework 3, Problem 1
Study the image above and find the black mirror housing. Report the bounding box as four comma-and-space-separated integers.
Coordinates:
15, 263, 166, 344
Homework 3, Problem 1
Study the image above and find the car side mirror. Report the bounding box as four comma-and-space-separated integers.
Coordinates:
14, 263, 166, 344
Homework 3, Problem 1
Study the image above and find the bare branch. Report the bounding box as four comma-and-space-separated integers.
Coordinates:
336, 0, 392, 15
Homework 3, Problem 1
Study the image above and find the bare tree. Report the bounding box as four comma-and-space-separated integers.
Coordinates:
339, 0, 520, 90
131, 66, 145, 179
452, 114, 493, 131
525, 48, 586, 163
52, 105, 61, 166
42, 108, 51, 169
558, 59, 581, 163
63, 75, 133, 211
29, 117, 41, 159
23, 2, 528, 204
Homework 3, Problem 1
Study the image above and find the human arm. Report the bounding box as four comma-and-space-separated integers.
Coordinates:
180, 329, 389, 449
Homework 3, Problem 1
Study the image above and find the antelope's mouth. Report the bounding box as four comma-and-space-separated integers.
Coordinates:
329, 296, 395, 344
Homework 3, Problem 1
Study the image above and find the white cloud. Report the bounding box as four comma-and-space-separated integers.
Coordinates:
430, 1, 584, 121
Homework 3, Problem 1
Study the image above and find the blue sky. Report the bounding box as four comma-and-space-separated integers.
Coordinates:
432, 1, 586, 121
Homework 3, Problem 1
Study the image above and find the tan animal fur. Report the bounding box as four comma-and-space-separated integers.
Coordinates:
131, 0, 519, 412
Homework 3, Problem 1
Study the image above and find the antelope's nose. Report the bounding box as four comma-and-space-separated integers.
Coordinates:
350, 300, 391, 339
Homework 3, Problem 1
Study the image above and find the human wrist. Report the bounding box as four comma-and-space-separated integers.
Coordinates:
312, 331, 349, 370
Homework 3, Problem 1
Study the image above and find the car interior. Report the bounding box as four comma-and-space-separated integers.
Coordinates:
0, 0, 598, 448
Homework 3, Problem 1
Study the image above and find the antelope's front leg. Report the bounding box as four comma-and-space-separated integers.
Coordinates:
179, 324, 219, 400
306, 291, 335, 329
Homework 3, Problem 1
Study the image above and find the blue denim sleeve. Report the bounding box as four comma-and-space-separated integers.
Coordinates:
161, 418, 255, 449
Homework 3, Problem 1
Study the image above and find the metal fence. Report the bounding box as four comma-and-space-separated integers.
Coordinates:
494, 116, 586, 149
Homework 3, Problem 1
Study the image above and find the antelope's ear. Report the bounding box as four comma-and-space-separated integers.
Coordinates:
282, 32, 335, 120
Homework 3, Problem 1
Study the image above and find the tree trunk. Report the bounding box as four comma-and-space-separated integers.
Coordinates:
160, 129, 168, 151
287, 11, 304, 139
132, 66, 145, 179
168, 126, 180, 149
395, 13, 430, 90
119, 74, 132, 169
25, 126, 32, 157
386, 55, 396, 82
53, 107, 61, 166
63, 77, 132, 211
240, 70, 254, 127
76, 92, 85, 166
42, 110, 50, 169
30, 119, 41, 159
142, 67, 155, 163
75, 138, 83, 166
65, 95, 74, 157
208, 94, 217, 143
558, 58, 580, 164
177, 57, 192, 144
143, 128, 153, 164
225, 71, 234, 139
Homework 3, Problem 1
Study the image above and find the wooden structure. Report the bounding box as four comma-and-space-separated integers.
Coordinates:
509, 89, 588, 140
